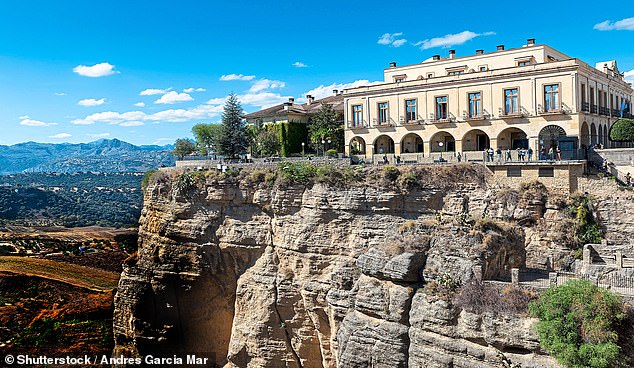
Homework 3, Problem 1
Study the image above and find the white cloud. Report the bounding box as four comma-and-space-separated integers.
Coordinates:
19, 115, 29, 119
49, 133, 72, 139
301, 80, 383, 100
20, 118, 57, 127
71, 102, 225, 126
86, 133, 111, 139
73, 62, 118, 77
134, 102, 145, 107
206, 97, 227, 105
248, 79, 286, 93
238, 92, 292, 109
78, 98, 106, 107
220, 74, 256, 81
377, 32, 407, 47
594, 17, 634, 31
415, 31, 495, 50
54, 92, 67, 96
183, 87, 206, 93
292, 61, 308, 68
120, 121, 144, 127
624, 69, 634, 83
140, 88, 172, 96
154, 91, 194, 104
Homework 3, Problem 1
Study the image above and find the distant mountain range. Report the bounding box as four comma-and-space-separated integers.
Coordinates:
0, 139, 175, 174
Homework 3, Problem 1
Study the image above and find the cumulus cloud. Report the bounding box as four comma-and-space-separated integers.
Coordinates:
134, 102, 145, 107
140, 88, 172, 96
49, 133, 71, 139
238, 92, 292, 109
292, 61, 308, 68
415, 31, 495, 50
78, 98, 106, 107
624, 69, 634, 84
73, 62, 118, 77
20, 118, 57, 127
377, 32, 407, 47
248, 79, 286, 93
183, 87, 206, 93
71, 102, 225, 126
220, 74, 255, 81
301, 80, 383, 100
120, 121, 144, 127
154, 91, 194, 104
594, 17, 634, 31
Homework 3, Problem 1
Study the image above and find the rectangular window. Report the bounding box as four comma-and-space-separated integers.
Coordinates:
378, 102, 388, 124
538, 167, 554, 177
504, 88, 519, 115
517, 60, 532, 66
479, 66, 487, 72
507, 167, 522, 177
468, 92, 482, 117
581, 83, 586, 104
427, 73, 434, 79
447, 70, 464, 76
435, 96, 448, 120
405, 99, 417, 122
544, 84, 560, 112
352, 105, 363, 126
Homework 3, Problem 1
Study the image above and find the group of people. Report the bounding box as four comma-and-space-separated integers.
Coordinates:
483, 145, 563, 162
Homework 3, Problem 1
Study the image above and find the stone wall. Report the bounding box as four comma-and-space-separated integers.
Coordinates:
486, 161, 586, 195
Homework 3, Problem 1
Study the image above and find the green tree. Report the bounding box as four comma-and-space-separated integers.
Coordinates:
529, 279, 626, 368
609, 118, 634, 142
256, 129, 281, 156
308, 103, 343, 152
172, 138, 196, 159
218, 93, 247, 158
192, 123, 222, 156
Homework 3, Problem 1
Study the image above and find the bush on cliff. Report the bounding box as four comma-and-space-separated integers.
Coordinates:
529, 279, 626, 368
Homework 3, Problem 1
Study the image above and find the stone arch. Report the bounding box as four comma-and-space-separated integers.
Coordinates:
603, 125, 609, 147
598, 125, 603, 147
349, 136, 366, 155
429, 131, 456, 152
373, 135, 395, 154
590, 123, 597, 146
400, 133, 424, 154
461, 129, 491, 151
580, 121, 589, 148
539, 125, 567, 151
496, 127, 528, 150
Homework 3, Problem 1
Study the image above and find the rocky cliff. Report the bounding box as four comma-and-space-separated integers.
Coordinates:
113, 164, 631, 367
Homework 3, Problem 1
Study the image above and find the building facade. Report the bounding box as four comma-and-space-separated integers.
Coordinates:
245, 93, 344, 127
343, 39, 633, 161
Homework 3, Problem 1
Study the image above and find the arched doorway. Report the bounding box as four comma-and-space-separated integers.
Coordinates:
590, 123, 597, 146
598, 126, 603, 147
538, 125, 577, 159
580, 122, 589, 148
497, 127, 528, 150
462, 129, 491, 151
429, 131, 456, 152
349, 136, 366, 155
373, 135, 395, 154
603, 125, 609, 147
400, 133, 424, 153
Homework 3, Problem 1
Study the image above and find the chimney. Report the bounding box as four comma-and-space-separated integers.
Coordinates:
449, 50, 456, 59
475, 49, 484, 55
497, 45, 505, 51
283, 102, 291, 111
306, 95, 314, 105
333, 89, 338, 95
432, 54, 441, 61
288, 97, 294, 104
389, 61, 397, 68
527, 38, 536, 46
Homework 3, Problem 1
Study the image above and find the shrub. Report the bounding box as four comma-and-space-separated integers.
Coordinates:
277, 161, 317, 184
174, 172, 196, 192
455, 279, 537, 316
529, 279, 626, 368
566, 194, 602, 245
383, 165, 400, 182
325, 149, 338, 158
141, 169, 157, 192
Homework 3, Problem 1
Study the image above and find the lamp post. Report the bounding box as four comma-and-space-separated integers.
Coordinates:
301, 142, 305, 157
321, 139, 325, 157
438, 141, 444, 160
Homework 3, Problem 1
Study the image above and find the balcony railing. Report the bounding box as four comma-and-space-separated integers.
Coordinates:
498, 107, 526, 118
599, 107, 609, 116
591, 104, 598, 114
582, 102, 589, 112
612, 109, 620, 116
347, 120, 367, 129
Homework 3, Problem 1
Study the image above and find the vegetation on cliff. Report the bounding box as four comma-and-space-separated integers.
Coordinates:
529, 279, 629, 368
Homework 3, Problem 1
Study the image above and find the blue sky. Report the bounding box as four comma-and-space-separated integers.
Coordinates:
0, 0, 633, 146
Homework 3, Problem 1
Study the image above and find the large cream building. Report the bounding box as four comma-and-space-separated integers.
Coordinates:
343, 39, 633, 161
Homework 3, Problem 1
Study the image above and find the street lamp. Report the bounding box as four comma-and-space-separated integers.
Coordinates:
438, 141, 444, 160
301, 142, 305, 157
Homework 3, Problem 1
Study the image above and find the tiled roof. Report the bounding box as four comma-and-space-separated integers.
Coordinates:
244, 94, 343, 119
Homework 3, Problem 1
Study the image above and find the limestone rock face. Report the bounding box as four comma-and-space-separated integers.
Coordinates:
114, 167, 631, 367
